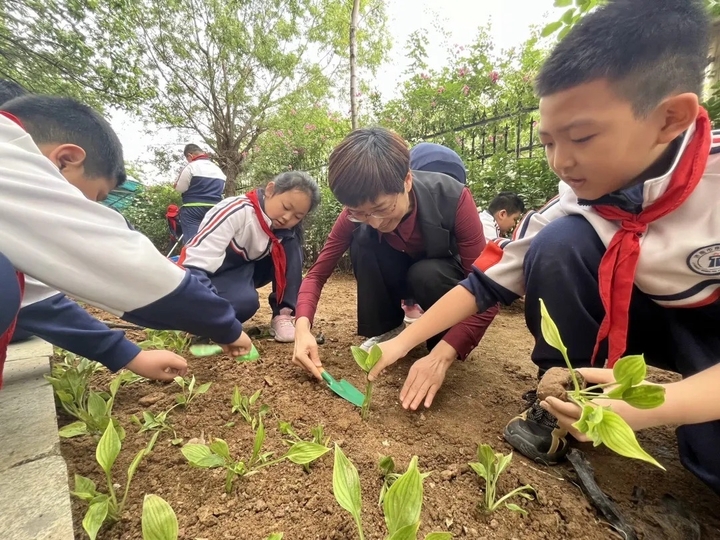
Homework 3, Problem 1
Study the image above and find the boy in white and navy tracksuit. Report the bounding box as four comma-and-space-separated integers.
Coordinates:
375, 0, 720, 496
174, 144, 226, 243
0, 97, 250, 385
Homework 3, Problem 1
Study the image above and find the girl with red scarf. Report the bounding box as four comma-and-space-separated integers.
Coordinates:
178, 172, 320, 343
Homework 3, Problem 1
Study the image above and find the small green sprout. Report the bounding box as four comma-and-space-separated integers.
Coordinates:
351, 345, 382, 420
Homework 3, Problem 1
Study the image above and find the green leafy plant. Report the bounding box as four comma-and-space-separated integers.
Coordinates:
264, 534, 284, 540
131, 409, 182, 445
279, 421, 332, 472
141, 494, 178, 540
139, 330, 191, 354
72, 422, 160, 539
377, 455, 431, 506
182, 419, 330, 492
231, 387, 269, 429
539, 299, 666, 468
468, 444, 536, 515
49, 365, 135, 439
351, 345, 382, 420
174, 375, 211, 408
333, 445, 451, 540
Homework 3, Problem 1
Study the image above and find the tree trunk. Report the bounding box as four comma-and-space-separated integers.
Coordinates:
216, 149, 244, 198
349, 0, 360, 130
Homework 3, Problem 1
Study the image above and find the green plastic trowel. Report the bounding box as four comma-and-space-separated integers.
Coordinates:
319, 369, 365, 407
189, 344, 260, 362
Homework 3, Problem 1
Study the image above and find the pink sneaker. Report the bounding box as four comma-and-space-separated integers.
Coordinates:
402, 301, 424, 324
270, 308, 295, 343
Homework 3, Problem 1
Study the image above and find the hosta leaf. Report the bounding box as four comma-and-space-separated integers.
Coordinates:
496, 452, 513, 477
332, 444, 363, 524
573, 404, 595, 434
595, 409, 664, 469
468, 462, 487, 482
351, 346, 369, 372
285, 442, 331, 465
425, 533, 453, 540
265, 534, 284, 540
173, 376, 185, 388
126, 448, 147, 491
251, 419, 265, 465
82, 498, 109, 540
87, 391, 107, 420
613, 355, 647, 387
366, 345, 383, 371
181, 444, 225, 468
188, 375, 196, 395
96, 421, 121, 475
505, 503, 528, 516
231, 387, 241, 409
142, 494, 179, 540
249, 389, 262, 405
384, 456, 423, 535
379, 455, 395, 476
56, 390, 75, 404
59, 421, 88, 438
386, 522, 420, 540
538, 299, 568, 357
196, 382, 212, 395
477, 444, 496, 476
621, 385, 665, 409
210, 439, 231, 461
72, 474, 98, 501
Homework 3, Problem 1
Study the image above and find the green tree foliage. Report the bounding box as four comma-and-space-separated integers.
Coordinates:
121, 184, 181, 253
0, 0, 150, 110
123, 0, 390, 195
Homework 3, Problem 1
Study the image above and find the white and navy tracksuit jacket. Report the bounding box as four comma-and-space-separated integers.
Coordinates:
174, 157, 226, 205
461, 120, 720, 495
478, 210, 500, 241
0, 115, 244, 357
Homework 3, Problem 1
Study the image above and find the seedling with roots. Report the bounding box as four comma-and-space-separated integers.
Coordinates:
351, 345, 382, 420
182, 419, 330, 492
141, 494, 178, 540
72, 422, 160, 540
333, 445, 451, 540
174, 375, 211, 408
468, 444, 536, 515
231, 387, 269, 429
539, 299, 666, 468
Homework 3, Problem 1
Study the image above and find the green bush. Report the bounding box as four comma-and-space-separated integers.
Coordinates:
121, 184, 181, 253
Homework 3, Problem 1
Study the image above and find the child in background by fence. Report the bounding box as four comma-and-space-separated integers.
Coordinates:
478, 191, 526, 240
178, 172, 320, 343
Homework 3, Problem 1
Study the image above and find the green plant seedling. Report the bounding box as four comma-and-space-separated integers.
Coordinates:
141, 494, 178, 540
279, 421, 332, 472
539, 299, 666, 468
51, 367, 134, 439
131, 408, 181, 443
468, 444, 536, 515
377, 455, 431, 506
231, 387, 269, 429
72, 422, 160, 539
174, 375, 211, 408
182, 437, 253, 493
264, 534, 284, 540
351, 345, 383, 420
139, 330, 191, 354
332, 445, 450, 540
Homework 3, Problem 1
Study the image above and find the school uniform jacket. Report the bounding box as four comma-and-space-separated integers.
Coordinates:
478, 210, 500, 241
462, 122, 720, 315
174, 157, 226, 205
179, 192, 301, 279
0, 115, 244, 347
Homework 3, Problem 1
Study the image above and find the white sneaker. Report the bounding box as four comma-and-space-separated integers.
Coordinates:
359, 323, 405, 352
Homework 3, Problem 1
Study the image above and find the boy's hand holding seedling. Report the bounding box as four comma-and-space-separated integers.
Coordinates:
221, 331, 253, 358
537, 299, 666, 468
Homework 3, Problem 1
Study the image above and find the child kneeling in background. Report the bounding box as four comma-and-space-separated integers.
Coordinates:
178, 172, 320, 343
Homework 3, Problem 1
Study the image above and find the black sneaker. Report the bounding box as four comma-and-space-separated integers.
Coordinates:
503, 390, 569, 465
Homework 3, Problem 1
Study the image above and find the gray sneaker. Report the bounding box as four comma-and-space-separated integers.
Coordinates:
359, 323, 405, 352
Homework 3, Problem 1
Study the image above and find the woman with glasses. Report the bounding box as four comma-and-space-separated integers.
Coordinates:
292, 127, 498, 410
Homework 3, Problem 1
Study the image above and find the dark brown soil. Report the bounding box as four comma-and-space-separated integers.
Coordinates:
60, 275, 720, 540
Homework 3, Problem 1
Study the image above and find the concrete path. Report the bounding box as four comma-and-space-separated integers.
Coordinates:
0, 338, 74, 539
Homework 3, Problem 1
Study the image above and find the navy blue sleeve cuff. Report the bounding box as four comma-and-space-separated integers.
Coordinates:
459, 267, 519, 313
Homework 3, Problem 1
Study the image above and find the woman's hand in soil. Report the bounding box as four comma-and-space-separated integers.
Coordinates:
399, 341, 455, 410
292, 319, 323, 380
126, 350, 188, 381
222, 331, 253, 357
